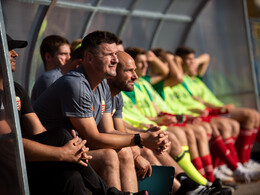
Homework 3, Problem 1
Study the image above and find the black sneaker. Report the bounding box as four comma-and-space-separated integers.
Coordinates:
131, 190, 148, 195
186, 179, 232, 195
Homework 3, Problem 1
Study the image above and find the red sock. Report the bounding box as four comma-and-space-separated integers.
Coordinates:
201, 154, 215, 182
210, 135, 237, 170
235, 129, 252, 164
245, 128, 258, 162
192, 157, 206, 178
224, 137, 239, 163
210, 147, 220, 168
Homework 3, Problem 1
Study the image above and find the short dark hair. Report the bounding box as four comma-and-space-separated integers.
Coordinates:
125, 47, 146, 60
40, 35, 70, 65
81, 31, 118, 53
151, 48, 168, 62
175, 46, 195, 58
70, 46, 83, 61
117, 38, 123, 45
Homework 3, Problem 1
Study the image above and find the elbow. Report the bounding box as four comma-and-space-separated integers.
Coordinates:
162, 69, 169, 78
176, 74, 183, 84
203, 53, 211, 62
169, 74, 183, 84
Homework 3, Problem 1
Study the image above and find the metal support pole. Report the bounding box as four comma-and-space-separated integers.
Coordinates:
0, 2, 30, 194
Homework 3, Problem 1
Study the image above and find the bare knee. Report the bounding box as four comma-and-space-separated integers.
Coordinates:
184, 127, 196, 145
168, 126, 186, 142
118, 147, 134, 164
102, 149, 120, 169
212, 118, 232, 138
167, 132, 180, 146
230, 120, 240, 137
141, 147, 154, 157
194, 125, 208, 142
201, 122, 212, 135
242, 110, 256, 129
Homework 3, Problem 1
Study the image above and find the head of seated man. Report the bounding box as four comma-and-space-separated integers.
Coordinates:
40, 35, 71, 72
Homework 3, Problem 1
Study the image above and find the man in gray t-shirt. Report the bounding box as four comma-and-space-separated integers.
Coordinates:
33, 31, 169, 191
34, 65, 111, 130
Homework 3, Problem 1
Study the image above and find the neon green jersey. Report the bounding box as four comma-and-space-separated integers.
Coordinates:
123, 79, 158, 117
139, 78, 173, 114
121, 93, 156, 129
121, 93, 167, 131
142, 76, 193, 115
164, 84, 206, 115
183, 76, 224, 107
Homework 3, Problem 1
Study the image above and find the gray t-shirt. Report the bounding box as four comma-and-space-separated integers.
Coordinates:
31, 68, 63, 104
111, 92, 123, 119
33, 66, 112, 130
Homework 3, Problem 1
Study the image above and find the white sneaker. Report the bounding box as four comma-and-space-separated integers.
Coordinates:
233, 163, 260, 183
218, 165, 233, 176
233, 164, 251, 183
243, 159, 260, 171
214, 167, 235, 184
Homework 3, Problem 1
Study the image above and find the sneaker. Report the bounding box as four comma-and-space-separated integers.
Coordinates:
132, 190, 148, 195
218, 165, 233, 177
213, 167, 235, 184
211, 179, 232, 195
186, 185, 216, 195
187, 179, 232, 195
243, 159, 260, 171
233, 164, 251, 183
233, 163, 260, 183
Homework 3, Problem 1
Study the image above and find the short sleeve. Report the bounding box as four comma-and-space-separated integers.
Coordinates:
104, 80, 112, 114
60, 77, 93, 118
112, 93, 123, 118
14, 82, 34, 115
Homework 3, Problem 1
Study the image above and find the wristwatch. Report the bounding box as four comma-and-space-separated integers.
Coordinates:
134, 134, 143, 148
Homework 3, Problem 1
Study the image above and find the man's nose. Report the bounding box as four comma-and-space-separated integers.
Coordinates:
112, 54, 119, 64
66, 54, 71, 61
133, 72, 138, 80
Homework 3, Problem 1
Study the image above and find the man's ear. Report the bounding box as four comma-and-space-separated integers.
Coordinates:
44, 52, 52, 63
71, 59, 82, 69
85, 51, 93, 64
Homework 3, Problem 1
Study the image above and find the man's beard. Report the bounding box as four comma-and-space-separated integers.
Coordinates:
116, 82, 133, 92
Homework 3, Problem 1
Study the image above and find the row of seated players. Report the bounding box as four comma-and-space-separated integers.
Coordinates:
30, 31, 259, 194
121, 46, 260, 186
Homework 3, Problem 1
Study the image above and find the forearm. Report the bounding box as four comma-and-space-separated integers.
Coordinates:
168, 57, 183, 82
193, 96, 219, 109
196, 53, 210, 77
85, 132, 137, 150
23, 138, 62, 162
131, 146, 141, 160
149, 58, 169, 77
107, 129, 128, 134
146, 116, 160, 124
